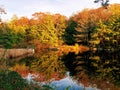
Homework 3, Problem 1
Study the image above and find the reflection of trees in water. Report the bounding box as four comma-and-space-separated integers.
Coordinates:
12, 51, 66, 81
9, 50, 120, 89
33, 51, 66, 80
62, 51, 120, 90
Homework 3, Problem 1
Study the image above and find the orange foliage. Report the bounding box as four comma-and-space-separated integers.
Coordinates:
57, 44, 89, 55
29, 18, 36, 25
15, 17, 30, 26
10, 64, 45, 82
77, 72, 91, 87
51, 72, 61, 80
31, 39, 51, 57
31, 72, 62, 82
10, 63, 63, 82
10, 64, 29, 77
74, 7, 112, 22
32, 12, 48, 23
52, 14, 67, 24
79, 45, 90, 53
72, 7, 112, 31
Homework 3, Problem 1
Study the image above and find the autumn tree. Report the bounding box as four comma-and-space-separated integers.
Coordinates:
91, 4, 120, 50
63, 19, 78, 45
5, 12, 67, 48
27, 12, 58, 47
8, 15, 30, 35
0, 24, 23, 48
7, 15, 31, 47
52, 14, 67, 45
65, 7, 111, 46
0, 9, 24, 48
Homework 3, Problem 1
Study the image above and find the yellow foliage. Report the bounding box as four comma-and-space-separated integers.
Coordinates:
10, 63, 29, 77
58, 44, 89, 55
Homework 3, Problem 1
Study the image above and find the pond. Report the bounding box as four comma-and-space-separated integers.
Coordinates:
9, 50, 120, 90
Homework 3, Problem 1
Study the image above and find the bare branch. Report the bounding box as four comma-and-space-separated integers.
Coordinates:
94, 0, 109, 8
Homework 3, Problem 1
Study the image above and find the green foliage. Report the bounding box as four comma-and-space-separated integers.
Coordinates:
63, 4, 120, 50
25, 14, 59, 47
65, 86, 71, 90
63, 20, 78, 45
53, 14, 67, 45
91, 15, 120, 49
37, 52, 65, 76
19, 52, 65, 80
0, 13, 67, 48
0, 70, 29, 90
0, 30, 22, 48
41, 84, 56, 90
39, 15, 58, 46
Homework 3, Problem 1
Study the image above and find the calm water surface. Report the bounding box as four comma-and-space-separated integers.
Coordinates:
10, 50, 120, 90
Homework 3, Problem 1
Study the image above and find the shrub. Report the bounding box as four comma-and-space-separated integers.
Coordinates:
0, 70, 29, 90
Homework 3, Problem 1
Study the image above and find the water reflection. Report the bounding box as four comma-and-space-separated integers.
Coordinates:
10, 51, 66, 82
23, 71, 99, 90
9, 50, 120, 90
62, 51, 120, 90
50, 72, 98, 90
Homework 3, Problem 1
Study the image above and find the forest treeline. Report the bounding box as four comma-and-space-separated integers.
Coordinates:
0, 4, 120, 51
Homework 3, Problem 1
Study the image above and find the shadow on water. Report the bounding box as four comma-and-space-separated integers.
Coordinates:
61, 51, 120, 90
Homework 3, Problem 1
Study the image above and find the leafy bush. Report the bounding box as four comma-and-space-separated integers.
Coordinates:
0, 70, 29, 90
0, 30, 22, 48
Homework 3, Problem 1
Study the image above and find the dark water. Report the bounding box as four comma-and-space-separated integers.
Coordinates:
10, 50, 120, 90
61, 51, 120, 90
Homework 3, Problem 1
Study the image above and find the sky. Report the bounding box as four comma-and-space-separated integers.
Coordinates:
0, 0, 120, 21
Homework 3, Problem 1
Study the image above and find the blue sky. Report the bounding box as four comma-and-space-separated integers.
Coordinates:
0, 0, 120, 21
